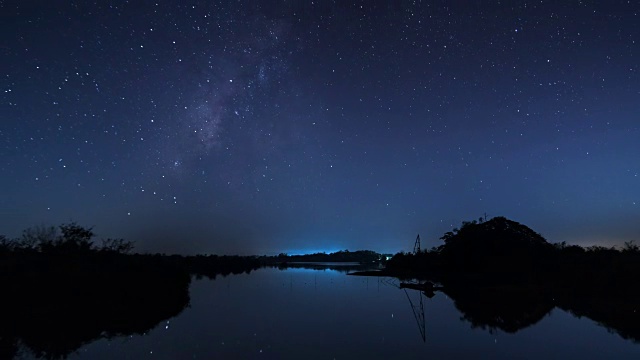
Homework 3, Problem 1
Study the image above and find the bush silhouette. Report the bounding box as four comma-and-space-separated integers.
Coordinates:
8, 222, 134, 256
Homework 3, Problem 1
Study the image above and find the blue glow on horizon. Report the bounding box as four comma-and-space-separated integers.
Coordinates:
280, 248, 347, 256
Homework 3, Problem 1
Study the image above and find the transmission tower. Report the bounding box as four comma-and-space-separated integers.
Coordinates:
413, 234, 421, 254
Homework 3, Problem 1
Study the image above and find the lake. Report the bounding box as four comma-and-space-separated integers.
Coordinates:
48, 266, 640, 359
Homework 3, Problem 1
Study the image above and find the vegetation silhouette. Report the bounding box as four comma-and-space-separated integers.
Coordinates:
368, 216, 640, 342
274, 250, 385, 264
275, 262, 379, 273
0, 223, 388, 358
6, 217, 639, 355
0, 223, 191, 359
0, 223, 275, 359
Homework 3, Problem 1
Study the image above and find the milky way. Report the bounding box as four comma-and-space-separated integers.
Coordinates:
1, 1, 639, 254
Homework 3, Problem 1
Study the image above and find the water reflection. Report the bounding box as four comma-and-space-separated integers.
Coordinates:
397, 279, 640, 345
402, 286, 426, 342
555, 293, 640, 344
0, 257, 191, 359
3, 265, 640, 359
445, 284, 554, 334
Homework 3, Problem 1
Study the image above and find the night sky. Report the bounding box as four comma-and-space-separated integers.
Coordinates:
2, 1, 639, 255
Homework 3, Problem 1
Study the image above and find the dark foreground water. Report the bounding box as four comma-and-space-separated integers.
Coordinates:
58, 267, 640, 359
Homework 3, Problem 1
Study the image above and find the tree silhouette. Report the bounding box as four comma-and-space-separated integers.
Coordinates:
435, 216, 554, 279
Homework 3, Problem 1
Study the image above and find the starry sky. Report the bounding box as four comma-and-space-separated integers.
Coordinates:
1, 1, 639, 255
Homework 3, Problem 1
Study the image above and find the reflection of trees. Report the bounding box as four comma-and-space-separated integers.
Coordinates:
442, 284, 554, 334
0, 254, 191, 359
397, 281, 554, 341
398, 282, 640, 343
556, 295, 640, 344
0, 223, 193, 359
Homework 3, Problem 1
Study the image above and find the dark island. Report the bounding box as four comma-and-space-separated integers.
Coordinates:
353, 216, 640, 343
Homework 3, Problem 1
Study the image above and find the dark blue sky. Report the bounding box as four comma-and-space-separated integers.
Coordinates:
1, 1, 638, 254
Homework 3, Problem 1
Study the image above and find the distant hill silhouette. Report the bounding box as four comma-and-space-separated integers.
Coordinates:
275, 250, 384, 264
437, 216, 554, 279
440, 216, 550, 251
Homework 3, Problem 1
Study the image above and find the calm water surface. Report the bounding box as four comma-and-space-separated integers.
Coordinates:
69, 267, 639, 359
